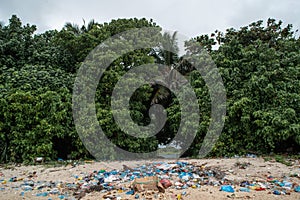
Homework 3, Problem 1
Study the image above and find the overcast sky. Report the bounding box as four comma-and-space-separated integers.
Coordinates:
0, 0, 299, 38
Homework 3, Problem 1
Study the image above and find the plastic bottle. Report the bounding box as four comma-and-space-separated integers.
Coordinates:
240, 181, 250, 187
177, 194, 181, 200
126, 190, 134, 195
283, 181, 292, 189
50, 188, 59, 194
294, 185, 300, 192
239, 187, 250, 192
255, 187, 266, 191
36, 192, 49, 197
22, 185, 33, 191
273, 190, 281, 195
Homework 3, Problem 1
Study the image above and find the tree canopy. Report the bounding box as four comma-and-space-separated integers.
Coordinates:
0, 15, 299, 163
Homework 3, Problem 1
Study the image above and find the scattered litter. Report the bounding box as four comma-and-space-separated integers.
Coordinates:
0, 159, 299, 199
220, 185, 235, 193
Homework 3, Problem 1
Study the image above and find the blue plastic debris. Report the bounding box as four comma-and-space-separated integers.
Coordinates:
36, 192, 48, 197
126, 190, 135, 195
294, 185, 300, 192
273, 190, 281, 195
239, 187, 250, 192
220, 185, 234, 193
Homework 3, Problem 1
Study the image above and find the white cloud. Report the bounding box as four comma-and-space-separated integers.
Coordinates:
0, 0, 299, 37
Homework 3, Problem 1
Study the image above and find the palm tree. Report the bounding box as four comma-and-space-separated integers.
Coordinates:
149, 31, 191, 105
64, 22, 81, 35
81, 19, 98, 33
153, 31, 179, 67
64, 19, 98, 35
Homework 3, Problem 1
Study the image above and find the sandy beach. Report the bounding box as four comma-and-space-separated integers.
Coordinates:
0, 157, 300, 200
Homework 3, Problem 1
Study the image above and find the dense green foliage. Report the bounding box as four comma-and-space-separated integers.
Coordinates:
0, 15, 299, 162
192, 19, 300, 156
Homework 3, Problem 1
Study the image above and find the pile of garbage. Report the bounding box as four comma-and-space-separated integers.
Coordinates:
0, 161, 300, 199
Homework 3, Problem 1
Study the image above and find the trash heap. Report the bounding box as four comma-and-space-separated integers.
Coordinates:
0, 161, 300, 199
73, 161, 231, 199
